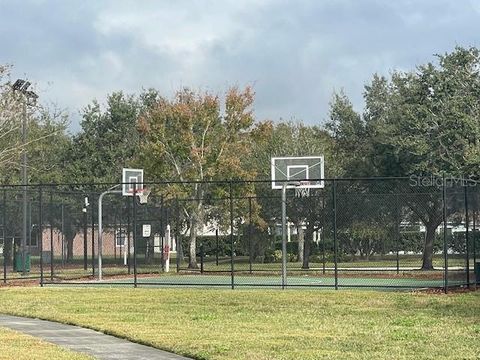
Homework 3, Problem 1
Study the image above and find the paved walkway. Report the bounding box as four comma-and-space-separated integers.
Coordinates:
0, 314, 190, 360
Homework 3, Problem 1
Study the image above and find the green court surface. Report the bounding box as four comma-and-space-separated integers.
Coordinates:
50, 273, 465, 289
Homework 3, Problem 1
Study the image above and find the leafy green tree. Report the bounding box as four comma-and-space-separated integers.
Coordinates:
66, 91, 142, 185
363, 46, 480, 269
326, 91, 373, 177
55, 91, 143, 261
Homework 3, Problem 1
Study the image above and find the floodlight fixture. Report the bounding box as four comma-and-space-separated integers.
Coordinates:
20, 81, 31, 92
25, 91, 38, 106
25, 90, 38, 100
12, 79, 26, 91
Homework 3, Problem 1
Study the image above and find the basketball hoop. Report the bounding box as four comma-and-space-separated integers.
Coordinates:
137, 188, 151, 204
295, 181, 311, 198
128, 188, 151, 204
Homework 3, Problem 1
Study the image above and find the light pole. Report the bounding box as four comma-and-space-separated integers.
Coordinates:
12, 79, 38, 276
98, 185, 122, 281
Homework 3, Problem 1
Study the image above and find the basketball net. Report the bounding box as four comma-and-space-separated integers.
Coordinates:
295, 181, 311, 198
130, 188, 151, 204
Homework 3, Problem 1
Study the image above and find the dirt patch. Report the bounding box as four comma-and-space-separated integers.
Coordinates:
413, 285, 478, 295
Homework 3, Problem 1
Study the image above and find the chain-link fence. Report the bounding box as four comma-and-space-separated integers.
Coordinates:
1, 177, 479, 291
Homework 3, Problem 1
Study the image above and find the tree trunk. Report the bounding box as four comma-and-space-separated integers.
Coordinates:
4, 238, 12, 266
177, 232, 183, 263
302, 224, 314, 269
66, 233, 74, 262
188, 216, 198, 269
297, 221, 304, 263
366, 239, 371, 261
146, 236, 154, 264
421, 223, 438, 270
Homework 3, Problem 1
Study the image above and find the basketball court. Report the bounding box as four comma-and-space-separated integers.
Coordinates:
45, 271, 458, 290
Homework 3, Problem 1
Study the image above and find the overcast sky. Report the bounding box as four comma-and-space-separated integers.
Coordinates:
1, 0, 479, 132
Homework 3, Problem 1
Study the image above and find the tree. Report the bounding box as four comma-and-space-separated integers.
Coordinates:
0, 66, 32, 178
0, 65, 70, 183
0, 65, 72, 264
363, 47, 480, 269
322, 47, 480, 269
52, 91, 143, 261
250, 121, 332, 267
137, 86, 261, 268
326, 91, 373, 177
66, 91, 142, 185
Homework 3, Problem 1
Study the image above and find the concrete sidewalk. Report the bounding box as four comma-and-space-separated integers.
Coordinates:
0, 314, 190, 360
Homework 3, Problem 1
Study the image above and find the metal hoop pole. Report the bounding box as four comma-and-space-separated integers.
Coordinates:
133, 185, 138, 288
281, 182, 287, 289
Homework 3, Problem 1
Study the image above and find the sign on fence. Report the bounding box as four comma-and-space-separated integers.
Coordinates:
142, 224, 151, 237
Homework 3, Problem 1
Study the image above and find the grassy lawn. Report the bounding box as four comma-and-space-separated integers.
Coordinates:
0, 327, 92, 360
0, 288, 479, 359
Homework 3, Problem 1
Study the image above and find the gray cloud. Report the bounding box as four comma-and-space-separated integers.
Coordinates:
0, 0, 479, 131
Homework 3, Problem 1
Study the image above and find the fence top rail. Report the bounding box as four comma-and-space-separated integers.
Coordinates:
1, 175, 479, 189
0, 176, 449, 188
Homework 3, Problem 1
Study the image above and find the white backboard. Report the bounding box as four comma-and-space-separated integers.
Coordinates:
271, 156, 324, 189
122, 168, 144, 196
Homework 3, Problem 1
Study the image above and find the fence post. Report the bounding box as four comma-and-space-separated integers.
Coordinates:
474, 208, 477, 285
61, 203, 65, 267
281, 183, 287, 290
443, 174, 448, 294
39, 186, 43, 287
113, 213, 117, 260
200, 243, 204, 274
333, 179, 338, 290
133, 186, 137, 288
160, 196, 164, 272
119, 217, 123, 265
396, 194, 400, 275
91, 193, 95, 277
248, 196, 253, 275
230, 181, 234, 290
175, 197, 181, 273
3, 188, 7, 284
322, 227, 326, 275
464, 185, 470, 288
50, 191, 54, 281
83, 196, 88, 271
215, 229, 219, 266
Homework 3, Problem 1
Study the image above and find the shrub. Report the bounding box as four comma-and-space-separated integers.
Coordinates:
264, 249, 283, 263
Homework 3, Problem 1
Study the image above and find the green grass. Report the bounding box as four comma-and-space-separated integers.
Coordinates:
0, 327, 93, 360
0, 288, 479, 359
